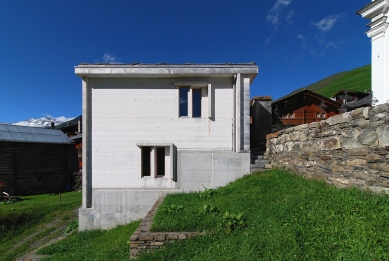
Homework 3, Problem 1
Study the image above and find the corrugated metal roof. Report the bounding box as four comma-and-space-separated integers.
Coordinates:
0, 124, 71, 144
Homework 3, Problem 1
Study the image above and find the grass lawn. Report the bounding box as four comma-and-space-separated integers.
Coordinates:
37, 221, 141, 261
0, 191, 82, 261
136, 169, 389, 260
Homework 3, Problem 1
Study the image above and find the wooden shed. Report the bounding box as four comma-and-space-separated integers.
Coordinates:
0, 124, 78, 195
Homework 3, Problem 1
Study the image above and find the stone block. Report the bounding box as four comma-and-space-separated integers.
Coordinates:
369, 163, 389, 172
365, 153, 383, 162
130, 243, 140, 248
371, 103, 389, 115
139, 235, 154, 241
166, 234, 179, 240
358, 130, 378, 146
349, 108, 363, 119
348, 148, 370, 156
347, 159, 367, 166
376, 125, 389, 147
332, 165, 346, 172
264, 164, 272, 169
294, 124, 309, 131
353, 171, 370, 180
320, 155, 331, 160
362, 107, 369, 119
151, 242, 165, 246
352, 119, 370, 128
326, 113, 352, 126
154, 234, 166, 241
374, 148, 389, 155
366, 180, 389, 188
318, 137, 342, 150
309, 122, 320, 128
178, 234, 187, 240
130, 234, 139, 241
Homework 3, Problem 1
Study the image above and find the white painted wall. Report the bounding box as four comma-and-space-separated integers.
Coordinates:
89, 77, 235, 189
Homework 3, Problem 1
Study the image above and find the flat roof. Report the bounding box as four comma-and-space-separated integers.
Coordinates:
75, 62, 258, 82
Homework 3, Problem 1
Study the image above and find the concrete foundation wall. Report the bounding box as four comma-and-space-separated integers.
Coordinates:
79, 151, 250, 230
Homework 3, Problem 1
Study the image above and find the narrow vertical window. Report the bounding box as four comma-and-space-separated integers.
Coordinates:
156, 147, 165, 176
141, 147, 151, 176
192, 89, 201, 117
179, 87, 188, 116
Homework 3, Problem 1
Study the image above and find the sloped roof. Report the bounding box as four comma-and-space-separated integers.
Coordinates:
272, 89, 341, 107
0, 124, 71, 144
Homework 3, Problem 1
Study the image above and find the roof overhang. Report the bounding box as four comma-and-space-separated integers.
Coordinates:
75, 63, 258, 83
357, 0, 389, 19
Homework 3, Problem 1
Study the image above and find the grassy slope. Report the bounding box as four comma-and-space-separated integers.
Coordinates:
274, 64, 371, 102
137, 169, 389, 260
315, 64, 371, 98
0, 192, 82, 261
37, 221, 141, 261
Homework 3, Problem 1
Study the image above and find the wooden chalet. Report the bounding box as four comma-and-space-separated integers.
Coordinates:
0, 124, 79, 195
331, 90, 372, 112
272, 89, 341, 129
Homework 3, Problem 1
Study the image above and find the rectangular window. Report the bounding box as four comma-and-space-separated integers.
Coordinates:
179, 87, 188, 117
156, 147, 165, 176
192, 89, 202, 117
141, 147, 151, 176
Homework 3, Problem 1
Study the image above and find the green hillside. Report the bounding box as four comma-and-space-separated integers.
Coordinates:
273, 64, 371, 103
314, 64, 371, 97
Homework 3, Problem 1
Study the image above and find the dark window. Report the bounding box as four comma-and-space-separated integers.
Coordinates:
156, 147, 165, 176
142, 147, 151, 176
179, 87, 189, 116
193, 89, 201, 117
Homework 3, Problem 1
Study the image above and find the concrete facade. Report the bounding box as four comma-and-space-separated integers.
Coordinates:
75, 63, 257, 230
358, 0, 389, 105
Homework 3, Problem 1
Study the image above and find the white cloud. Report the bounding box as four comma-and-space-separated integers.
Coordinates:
267, 0, 293, 26
265, 36, 272, 45
326, 42, 338, 50
103, 52, 118, 63
297, 34, 305, 40
56, 116, 75, 122
286, 10, 295, 23
313, 14, 343, 32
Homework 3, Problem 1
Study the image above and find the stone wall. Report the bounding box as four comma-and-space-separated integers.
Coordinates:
130, 196, 202, 259
266, 102, 389, 192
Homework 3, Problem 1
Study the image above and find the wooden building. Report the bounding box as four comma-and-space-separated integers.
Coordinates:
272, 89, 341, 129
331, 90, 372, 112
0, 124, 78, 195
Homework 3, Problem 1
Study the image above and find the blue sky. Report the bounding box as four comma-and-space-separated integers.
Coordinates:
0, 0, 371, 123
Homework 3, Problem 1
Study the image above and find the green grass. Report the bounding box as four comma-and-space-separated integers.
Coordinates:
0, 192, 82, 261
136, 169, 389, 260
316, 64, 371, 98
37, 221, 141, 261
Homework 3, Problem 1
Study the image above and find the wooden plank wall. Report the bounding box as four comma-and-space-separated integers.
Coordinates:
0, 142, 69, 195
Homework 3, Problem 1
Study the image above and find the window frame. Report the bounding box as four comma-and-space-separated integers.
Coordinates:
137, 143, 176, 181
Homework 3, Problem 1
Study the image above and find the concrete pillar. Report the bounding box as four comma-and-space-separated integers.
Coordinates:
82, 77, 92, 208
357, 0, 389, 105
242, 77, 251, 152
235, 73, 241, 151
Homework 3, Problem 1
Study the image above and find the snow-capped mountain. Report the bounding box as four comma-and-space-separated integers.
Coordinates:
12, 116, 75, 128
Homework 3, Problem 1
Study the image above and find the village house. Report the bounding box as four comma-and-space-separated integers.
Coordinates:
271, 89, 341, 130
75, 63, 258, 230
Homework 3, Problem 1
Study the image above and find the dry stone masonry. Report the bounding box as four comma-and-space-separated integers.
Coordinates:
266, 102, 389, 192
130, 196, 202, 259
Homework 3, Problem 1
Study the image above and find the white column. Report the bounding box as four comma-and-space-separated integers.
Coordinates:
358, 0, 389, 105
243, 77, 251, 152
235, 73, 241, 152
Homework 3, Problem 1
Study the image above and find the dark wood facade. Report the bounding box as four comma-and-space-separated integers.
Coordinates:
0, 142, 78, 195
272, 90, 341, 128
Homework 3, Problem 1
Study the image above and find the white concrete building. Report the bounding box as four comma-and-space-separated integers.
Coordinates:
358, 0, 389, 105
75, 63, 258, 230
